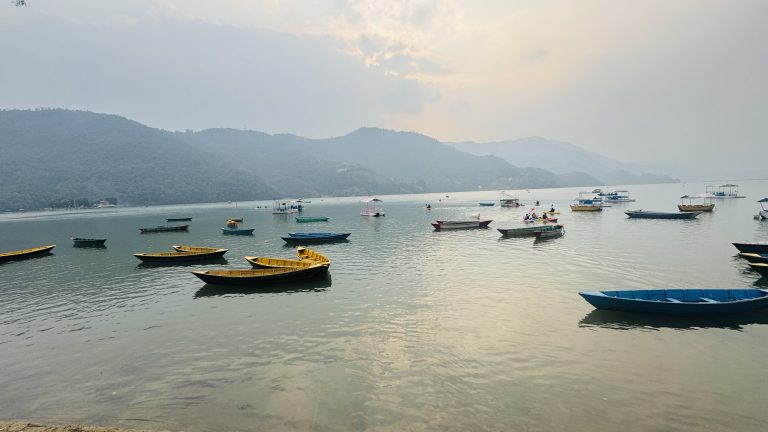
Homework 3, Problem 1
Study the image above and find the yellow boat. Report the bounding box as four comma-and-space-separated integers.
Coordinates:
0, 244, 56, 263
245, 247, 330, 271
134, 247, 228, 262
173, 245, 221, 253
570, 204, 602, 212
192, 265, 326, 285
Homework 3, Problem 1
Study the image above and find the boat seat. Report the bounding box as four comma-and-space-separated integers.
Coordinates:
665, 298, 682, 303
699, 298, 719, 303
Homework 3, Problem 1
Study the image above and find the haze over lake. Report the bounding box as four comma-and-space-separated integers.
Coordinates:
2, 181, 767, 431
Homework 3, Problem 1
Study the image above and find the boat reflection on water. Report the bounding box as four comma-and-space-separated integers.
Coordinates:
137, 257, 229, 268
194, 273, 332, 298
579, 309, 768, 331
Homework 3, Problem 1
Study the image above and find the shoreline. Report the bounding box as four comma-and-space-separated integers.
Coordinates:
0, 422, 170, 432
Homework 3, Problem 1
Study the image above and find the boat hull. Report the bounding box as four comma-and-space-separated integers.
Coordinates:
134, 249, 228, 262
750, 263, 768, 277
72, 238, 107, 247
166, 217, 192, 222
534, 228, 564, 238
570, 205, 602, 212
221, 227, 255, 235
732, 242, 768, 254
678, 204, 715, 212
140, 225, 189, 233
738, 253, 768, 264
432, 220, 492, 230
625, 210, 701, 219
580, 289, 768, 314
282, 233, 351, 244
498, 224, 564, 237
192, 266, 325, 285
0, 244, 56, 263
295, 217, 329, 223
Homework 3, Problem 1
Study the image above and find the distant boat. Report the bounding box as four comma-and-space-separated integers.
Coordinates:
579, 289, 768, 314
282, 232, 351, 244
71, 237, 107, 247
602, 190, 636, 203
360, 197, 385, 217
139, 225, 189, 233
732, 241, 768, 254
221, 227, 255, 235
227, 217, 244, 223
757, 198, 768, 220
192, 265, 326, 286
498, 224, 563, 237
133, 247, 228, 263
678, 193, 715, 212
706, 184, 746, 198
166, 217, 192, 222
272, 200, 298, 214
479, 202, 495, 207
0, 244, 55, 263
625, 210, 701, 219
570, 192, 603, 212
432, 220, 492, 230
295, 216, 329, 223
499, 191, 522, 207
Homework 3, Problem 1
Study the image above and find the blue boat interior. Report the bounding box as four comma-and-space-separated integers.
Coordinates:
600, 289, 766, 303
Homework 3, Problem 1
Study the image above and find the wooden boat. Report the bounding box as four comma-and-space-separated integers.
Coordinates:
706, 184, 746, 199
750, 263, 768, 277
221, 227, 255, 235
757, 198, 768, 220
534, 227, 564, 238
498, 224, 563, 237
282, 232, 351, 244
133, 247, 228, 262
625, 210, 701, 219
245, 246, 330, 270
732, 241, 768, 254
0, 244, 55, 263
173, 245, 222, 253
166, 217, 192, 222
192, 265, 326, 285
544, 211, 560, 215
570, 195, 602, 212
738, 253, 768, 264
678, 193, 715, 212
360, 197, 385, 216
71, 237, 107, 247
295, 216, 329, 223
432, 220, 492, 230
479, 202, 495, 207
296, 246, 330, 264
139, 225, 189, 233
579, 289, 768, 314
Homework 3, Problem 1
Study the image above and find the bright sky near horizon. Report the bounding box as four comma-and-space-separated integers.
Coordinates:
1, 0, 766, 174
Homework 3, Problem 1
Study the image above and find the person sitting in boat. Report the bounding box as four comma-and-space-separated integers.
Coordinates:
550, 205, 556, 213
542, 212, 548, 220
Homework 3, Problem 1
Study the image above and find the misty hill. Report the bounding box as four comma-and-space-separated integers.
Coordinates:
450, 137, 678, 185
0, 109, 275, 211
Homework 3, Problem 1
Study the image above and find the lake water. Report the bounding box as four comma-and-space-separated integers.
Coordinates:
2, 181, 768, 432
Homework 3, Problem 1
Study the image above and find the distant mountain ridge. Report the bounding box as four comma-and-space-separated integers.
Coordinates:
0, 109, 677, 211
450, 137, 678, 185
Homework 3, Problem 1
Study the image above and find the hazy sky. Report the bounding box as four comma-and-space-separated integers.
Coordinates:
2, 1, 766, 175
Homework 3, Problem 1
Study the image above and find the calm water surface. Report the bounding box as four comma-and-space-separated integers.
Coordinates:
2, 181, 768, 431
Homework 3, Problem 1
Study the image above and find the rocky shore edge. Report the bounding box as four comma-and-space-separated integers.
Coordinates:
0, 422, 171, 432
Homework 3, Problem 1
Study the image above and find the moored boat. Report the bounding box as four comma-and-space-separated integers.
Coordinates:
738, 253, 768, 264
570, 193, 602, 212
0, 244, 56, 263
603, 190, 636, 203
732, 241, 768, 254
166, 217, 192, 222
72, 238, 107, 247
282, 232, 351, 244
534, 227, 564, 238
173, 245, 223, 253
432, 220, 492, 230
479, 202, 495, 207
625, 210, 701, 219
678, 193, 715, 212
579, 289, 768, 314
140, 225, 189, 233
295, 216, 329, 223
245, 247, 330, 270
757, 198, 768, 220
360, 197, 385, 217
192, 265, 326, 285
296, 246, 330, 265
221, 227, 255, 235
498, 224, 563, 237
706, 184, 746, 198
133, 247, 228, 262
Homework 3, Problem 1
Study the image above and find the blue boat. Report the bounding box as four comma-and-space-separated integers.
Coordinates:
479, 202, 495, 207
625, 210, 701, 219
221, 227, 255, 235
282, 232, 351, 244
579, 289, 768, 314
732, 241, 768, 254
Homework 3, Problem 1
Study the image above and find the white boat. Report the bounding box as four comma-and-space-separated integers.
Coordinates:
758, 198, 768, 220
603, 190, 635, 203
360, 197, 385, 217
499, 191, 522, 207
272, 200, 297, 214
706, 184, 746, 198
